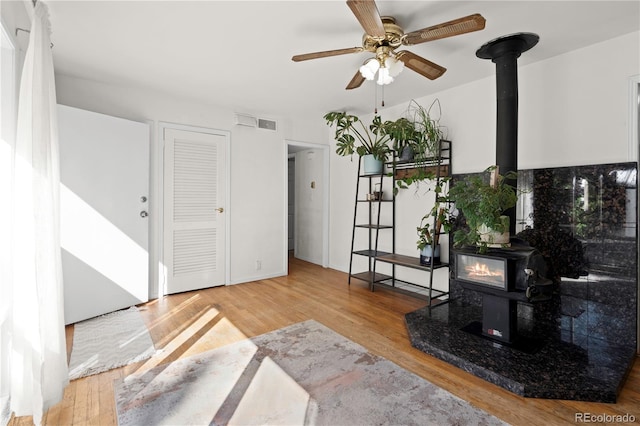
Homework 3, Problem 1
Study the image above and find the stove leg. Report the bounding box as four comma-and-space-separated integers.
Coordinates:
482, 294, 518, 343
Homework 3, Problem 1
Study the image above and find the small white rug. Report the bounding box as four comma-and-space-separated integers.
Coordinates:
68, 306, 156, 380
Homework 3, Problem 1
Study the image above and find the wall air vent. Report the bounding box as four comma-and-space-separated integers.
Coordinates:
234, 113, 257, 127
258, 118, 277, 131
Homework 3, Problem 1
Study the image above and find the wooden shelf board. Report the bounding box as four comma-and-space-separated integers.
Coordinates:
350, 271, 392, 283
395, 164, 450, 180
376, 253, 449, 271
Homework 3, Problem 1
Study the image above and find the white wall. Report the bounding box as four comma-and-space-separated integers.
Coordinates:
328, 32, 640, 293
1, 0, 30, 87
55, 74, 328, 291
451, 31, 639, 172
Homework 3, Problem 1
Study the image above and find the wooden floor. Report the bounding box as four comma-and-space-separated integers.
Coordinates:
9, 256, 640, 425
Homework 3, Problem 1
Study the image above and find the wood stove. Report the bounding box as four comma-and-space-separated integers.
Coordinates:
451, 32, 551, 349
454, 243, 553, 347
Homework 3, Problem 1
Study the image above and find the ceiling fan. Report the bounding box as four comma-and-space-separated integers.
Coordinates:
292, 0, 486, 89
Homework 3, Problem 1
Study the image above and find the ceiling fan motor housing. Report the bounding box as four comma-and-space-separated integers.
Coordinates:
362, 17, 404, 51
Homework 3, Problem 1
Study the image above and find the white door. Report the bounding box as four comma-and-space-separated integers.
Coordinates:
58, 105, 150, 324
163, 127, 227, 294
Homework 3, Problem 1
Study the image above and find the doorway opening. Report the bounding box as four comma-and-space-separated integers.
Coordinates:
285, 140, 329, 272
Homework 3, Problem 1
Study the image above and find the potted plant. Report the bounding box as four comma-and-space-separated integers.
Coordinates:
416, 179, 452, 265
385, 99, 446, 193
448, 165, 518, 253
409, 98, 445, 160
417, 207, 450, 265
324, 111, 391, 174
384, 116, 419, 162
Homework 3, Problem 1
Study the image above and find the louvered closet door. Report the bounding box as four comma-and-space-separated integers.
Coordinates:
164, 128, 227, 294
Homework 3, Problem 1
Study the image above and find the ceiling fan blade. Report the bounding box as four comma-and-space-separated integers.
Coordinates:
403, 13, 486, 45
346, 70, 366, 90
395, 51, 446, 80
292, 47, 364, 62
347, 0, 386, 38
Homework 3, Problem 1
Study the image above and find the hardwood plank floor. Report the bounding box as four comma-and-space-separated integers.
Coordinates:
9, 256, 640, 425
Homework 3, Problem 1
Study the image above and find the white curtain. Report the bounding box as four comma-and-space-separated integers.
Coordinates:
0, 2, 68, 425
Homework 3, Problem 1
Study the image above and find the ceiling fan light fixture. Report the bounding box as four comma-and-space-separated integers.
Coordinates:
376, 66, 393, 85
385, 55, 404, 77
359, 58, 380, 80
359, 55, 398, 85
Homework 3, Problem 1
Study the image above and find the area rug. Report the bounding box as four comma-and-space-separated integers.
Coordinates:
68, 306, 156, 380
114, 320, 506, 425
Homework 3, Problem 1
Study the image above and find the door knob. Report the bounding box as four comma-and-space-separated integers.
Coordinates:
216, 207, 224, 213
140, 211, 148, 218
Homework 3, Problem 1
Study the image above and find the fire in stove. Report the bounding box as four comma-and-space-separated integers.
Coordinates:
454, 244, 555, 301
466, 262, 505, 280
457, 254, 507, 289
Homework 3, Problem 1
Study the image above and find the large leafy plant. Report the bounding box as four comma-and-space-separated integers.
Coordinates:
324, 112, 391, 161
448, 165, 518, 252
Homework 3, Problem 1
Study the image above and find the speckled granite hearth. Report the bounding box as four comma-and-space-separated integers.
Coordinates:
405, 299, 636, 402
406, 163, 638, 403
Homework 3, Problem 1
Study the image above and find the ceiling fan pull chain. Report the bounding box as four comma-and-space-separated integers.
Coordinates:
381, 84, 385, 107
374, 84, 378, 114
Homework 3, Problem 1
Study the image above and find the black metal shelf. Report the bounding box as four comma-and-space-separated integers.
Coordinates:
348, 140, 452, 304
355, 224, 393, 229
358, 173, 385, 178
348, 157, 392, 290
350, 271, 392, 284
373, 278, 450, 301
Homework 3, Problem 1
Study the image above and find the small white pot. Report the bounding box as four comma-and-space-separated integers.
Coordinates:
478, 216, 511, 247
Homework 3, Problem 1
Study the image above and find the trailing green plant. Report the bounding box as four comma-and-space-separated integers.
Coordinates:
416, 178, 452, 250
417, 206, 452, 250
448, 165, 518, 253
324, 112, 391, 162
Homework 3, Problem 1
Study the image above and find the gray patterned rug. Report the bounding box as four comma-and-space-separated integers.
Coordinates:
114, 320, 506, 425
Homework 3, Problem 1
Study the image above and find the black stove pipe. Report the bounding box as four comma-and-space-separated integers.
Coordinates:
476, 33, 539, 234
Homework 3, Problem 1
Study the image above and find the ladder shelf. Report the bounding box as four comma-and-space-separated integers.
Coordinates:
347, 140, 452, 306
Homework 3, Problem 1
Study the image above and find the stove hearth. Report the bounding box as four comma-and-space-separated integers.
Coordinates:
404, 162, 637, 403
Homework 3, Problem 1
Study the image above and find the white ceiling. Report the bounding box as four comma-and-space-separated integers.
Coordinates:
46, 1, 640, 119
